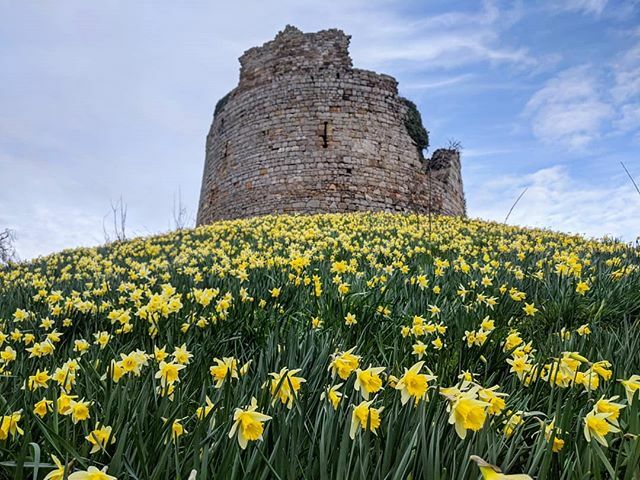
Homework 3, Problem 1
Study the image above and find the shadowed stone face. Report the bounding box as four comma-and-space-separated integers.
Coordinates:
197, 25, 466, 225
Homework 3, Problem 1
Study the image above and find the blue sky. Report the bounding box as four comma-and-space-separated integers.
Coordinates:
1, 0, 639, 260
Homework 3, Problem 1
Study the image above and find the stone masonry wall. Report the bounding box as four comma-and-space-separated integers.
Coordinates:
196, 26, 465, 225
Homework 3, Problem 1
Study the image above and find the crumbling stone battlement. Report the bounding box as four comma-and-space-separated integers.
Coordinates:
197, 26, 466, 225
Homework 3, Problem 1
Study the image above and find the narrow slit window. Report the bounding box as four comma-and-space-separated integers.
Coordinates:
322, 122, 329, 148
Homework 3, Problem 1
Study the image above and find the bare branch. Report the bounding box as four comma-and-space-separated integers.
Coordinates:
0, 228, 18, 265
446, 138, 463, 151
105, 196, 128, 243
172, 187, 189, 230
621, 162, 640, 197
505, 187, 528, 223
102, 214, 111, 244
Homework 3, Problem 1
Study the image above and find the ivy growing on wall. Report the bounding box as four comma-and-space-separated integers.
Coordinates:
214, 91, 232, 117
399, 97, 429, 159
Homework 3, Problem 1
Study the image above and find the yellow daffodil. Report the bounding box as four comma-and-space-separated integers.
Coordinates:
209, 357, 239, 388
478, 386, 508, 415
0, 411, 24, 440
444, 388, 490, 439
576, 281, 590, 295
344, 312, 357, 326
412, 340, 427, 359
321, 383, 345, 410
394, 361, 436, 406
329, 347, 360, 380
523, 303, 538, 317
34, 398, 54, 418
576, 324, 591, 336
155, 361, 186, 388
27, 369, 51, 391
544, 418, 565, 452
43, 455, 67, 480
267, 367, 306, 409
354, 366, 385, 400
57, 392, 78, 415
583, 409, 621, 447
503, 411, 524, 438
85, 424, 115, 454
196, 396, 215, 420
70, 399, 92, 424
67, 466, 117, 480
350, 400, 383, 439
172, 344, 193, 365
470, 456, 532, 479
620, 375, 640, 404
595, 396, 625, 425
228, 397, 272, 449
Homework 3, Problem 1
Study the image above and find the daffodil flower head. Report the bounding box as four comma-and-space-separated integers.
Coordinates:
155, 361, 186, 388
267, 367, 306, 409
583, 408, 621, 447
320, 383, 345, 410
209, 357, 239, 388
67, 465, 117, 480
446, 387, 490, 439
196, 396, 215, 420
354, 366, 385, 400
228, 397, 272, 449
329, 347, 360, 380
42, 454, 68, 480
544, 418, 565, 453
395, 361, 436, 406
350, 400, 383, 439
0, 410, 24, 440
470, 455, 532, 479
85, 424, 115, 454
620, 375, 640, 404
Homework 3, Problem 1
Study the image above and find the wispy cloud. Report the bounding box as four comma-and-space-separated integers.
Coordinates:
402, 74, 476, 90
524, 65, 614, 150
524, 33, 640, 150
561, 0, 609, 15
470, 165, 640, 241
352, 1, 533, 70
462, 147, 514, 158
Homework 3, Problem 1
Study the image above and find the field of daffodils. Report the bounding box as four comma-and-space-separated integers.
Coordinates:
0, 212, 639, 479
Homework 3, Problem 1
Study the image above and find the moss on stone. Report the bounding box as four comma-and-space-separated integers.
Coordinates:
214, 91, 232, 117
400, 97, 429, 158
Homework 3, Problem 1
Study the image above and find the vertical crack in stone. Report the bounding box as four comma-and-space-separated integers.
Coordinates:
322, 122, 329, 148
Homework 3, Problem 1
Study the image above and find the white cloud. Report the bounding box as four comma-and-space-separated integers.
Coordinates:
525, 33, 640, 150
462, 147, 514, 158
351, 1, 533, 70
469, 165, 640, 241
524, 66, 614, 150
402, 74, 476, 91
616, 103, 640, 132
561, 0, 609, 15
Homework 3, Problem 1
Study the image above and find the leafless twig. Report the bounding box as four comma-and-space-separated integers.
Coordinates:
621, 162, 640, 197
0, 228, 18, 265
446, 138, 463, 151
103, 196, 128, 243
172, 187, 189, 230
505, 188, 528, 223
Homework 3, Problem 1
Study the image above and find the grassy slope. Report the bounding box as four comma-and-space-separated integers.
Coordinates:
0, 212, 639, 479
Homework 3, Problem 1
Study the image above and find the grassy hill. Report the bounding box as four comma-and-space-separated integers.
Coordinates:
1, 212, 639, 479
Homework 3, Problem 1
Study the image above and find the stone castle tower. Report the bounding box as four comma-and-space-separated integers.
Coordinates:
196, 26, 465, 225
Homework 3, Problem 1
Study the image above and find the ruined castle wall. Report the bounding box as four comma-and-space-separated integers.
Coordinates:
197, 26, 465, 224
